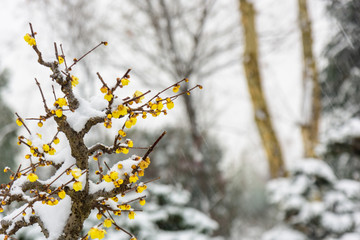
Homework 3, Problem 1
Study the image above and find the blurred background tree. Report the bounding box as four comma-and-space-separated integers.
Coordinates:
321, 0, 360, 180
114, 0, 241, 236
0, 67, 17, 184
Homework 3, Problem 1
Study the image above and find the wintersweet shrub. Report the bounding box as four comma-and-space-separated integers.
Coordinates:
0, 24, 201, 240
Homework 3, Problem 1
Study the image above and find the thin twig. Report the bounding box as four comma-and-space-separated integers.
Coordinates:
142, 131, 166, 160
15, 113, 31, 135
35, 78, 50, 113
52, 85, 57, 100
68, 42, 106, 69
60, 44, 69, 71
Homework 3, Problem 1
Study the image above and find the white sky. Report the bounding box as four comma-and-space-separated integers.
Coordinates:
0, 0, 331, 179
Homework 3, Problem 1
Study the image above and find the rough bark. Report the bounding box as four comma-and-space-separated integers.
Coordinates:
298, 0, 321, 158
239, 0, 286, 178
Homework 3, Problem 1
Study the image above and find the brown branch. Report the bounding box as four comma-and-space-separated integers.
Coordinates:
80, 116, 106, 137
15, 113, 31, 135
0, 215, 49, 238
112, 69, 132, 91
35, 78, 50, 113
96, 72, 107, 87
68, 42, 106, 70
88, 144, 113, 156
143, 131, 166, 160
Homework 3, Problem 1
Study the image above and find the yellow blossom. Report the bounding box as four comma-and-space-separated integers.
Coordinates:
133, 90, 144, 103
71, 168, 82, 179
150, 103, 157, 110
38, 121, 43, 127
139, 161, 149, 170
57, 98, 67, 107
100, 86, 108, 93
129, 174, 138, 183
0, 207, 3, 213
112, 110, 120, 119
125, 120, 132, 129
137, 185, 147, 193
110, 171, 118, 180
103, 219, 112, 228
16, 118, 23, 126
103, 175, 112, 183
58, 56, 64, 64
71, 75, 79, 87
120, 204, 131, 210
104, 92, 113, 102
55, 109, 63, 118
88, 227, 106, 240
121, 147, 129, 154
48, 147, 56, 155
43, 144, 50, 152
117, 105, 128, 116
118, 130, 126, 137
166, 98, 174, 109
58, 190, 66, 199
96, 213, 102, 220
157, 101, 164, 110
128, 211, 135, 220
73, 181, 82, 191
139, 199, 146, 206
173, 85, 180, 93
24, 33, 36, 46
117, 164, 123, 169
27, 173, 38, 182
127, 140, 133, 148
121, 78, 130, 86
54, 137, 60, 144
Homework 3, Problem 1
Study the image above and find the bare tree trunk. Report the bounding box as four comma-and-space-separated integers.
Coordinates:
298, 0, 321, 158
239, 0, 286, 178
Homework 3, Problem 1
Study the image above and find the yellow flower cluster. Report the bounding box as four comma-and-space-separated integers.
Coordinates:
102, 171, 124, 188
55, 98, 68, 108
112, 105, 128, 118
44, 198, 59, 206
41, 143, 56, 155
24, 33, 36, 46
125, 116, 137, 129
136, 184, 147, 193
173, 84, 180, 93
88, 227, 106, 239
